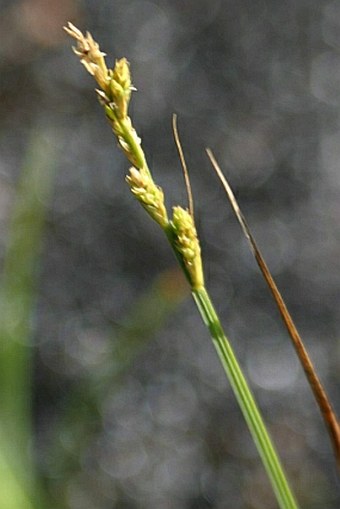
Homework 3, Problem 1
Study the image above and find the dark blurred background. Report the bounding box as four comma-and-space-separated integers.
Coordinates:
0, 1, 339, 508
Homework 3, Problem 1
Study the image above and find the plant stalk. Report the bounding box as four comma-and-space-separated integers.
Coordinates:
193, 286, 299, 509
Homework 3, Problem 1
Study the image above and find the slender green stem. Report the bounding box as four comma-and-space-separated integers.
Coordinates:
193, 286, 299, 509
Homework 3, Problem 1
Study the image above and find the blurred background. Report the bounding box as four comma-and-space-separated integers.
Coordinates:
0, 0, 339, 508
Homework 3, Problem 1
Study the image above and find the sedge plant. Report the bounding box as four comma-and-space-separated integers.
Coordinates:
64, 23, 299, 509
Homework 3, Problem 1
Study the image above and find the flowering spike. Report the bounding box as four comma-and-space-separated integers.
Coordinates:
126, 167, 168, 228
65, 23, 147, 173
171, 207, 204, 289
63, 22, 108, 91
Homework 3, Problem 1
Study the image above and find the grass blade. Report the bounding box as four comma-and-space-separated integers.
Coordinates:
206, 148, 340, 470
0, 127, 58, 508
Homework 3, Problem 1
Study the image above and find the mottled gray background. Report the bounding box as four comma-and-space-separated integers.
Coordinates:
0, 0, 340, 508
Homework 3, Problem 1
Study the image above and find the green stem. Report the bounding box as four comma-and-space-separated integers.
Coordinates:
192, 286, 299, 509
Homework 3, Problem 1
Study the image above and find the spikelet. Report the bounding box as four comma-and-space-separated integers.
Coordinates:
126, 168, 168, 228
64, 23, 147, 171
171, 206, 204, 289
